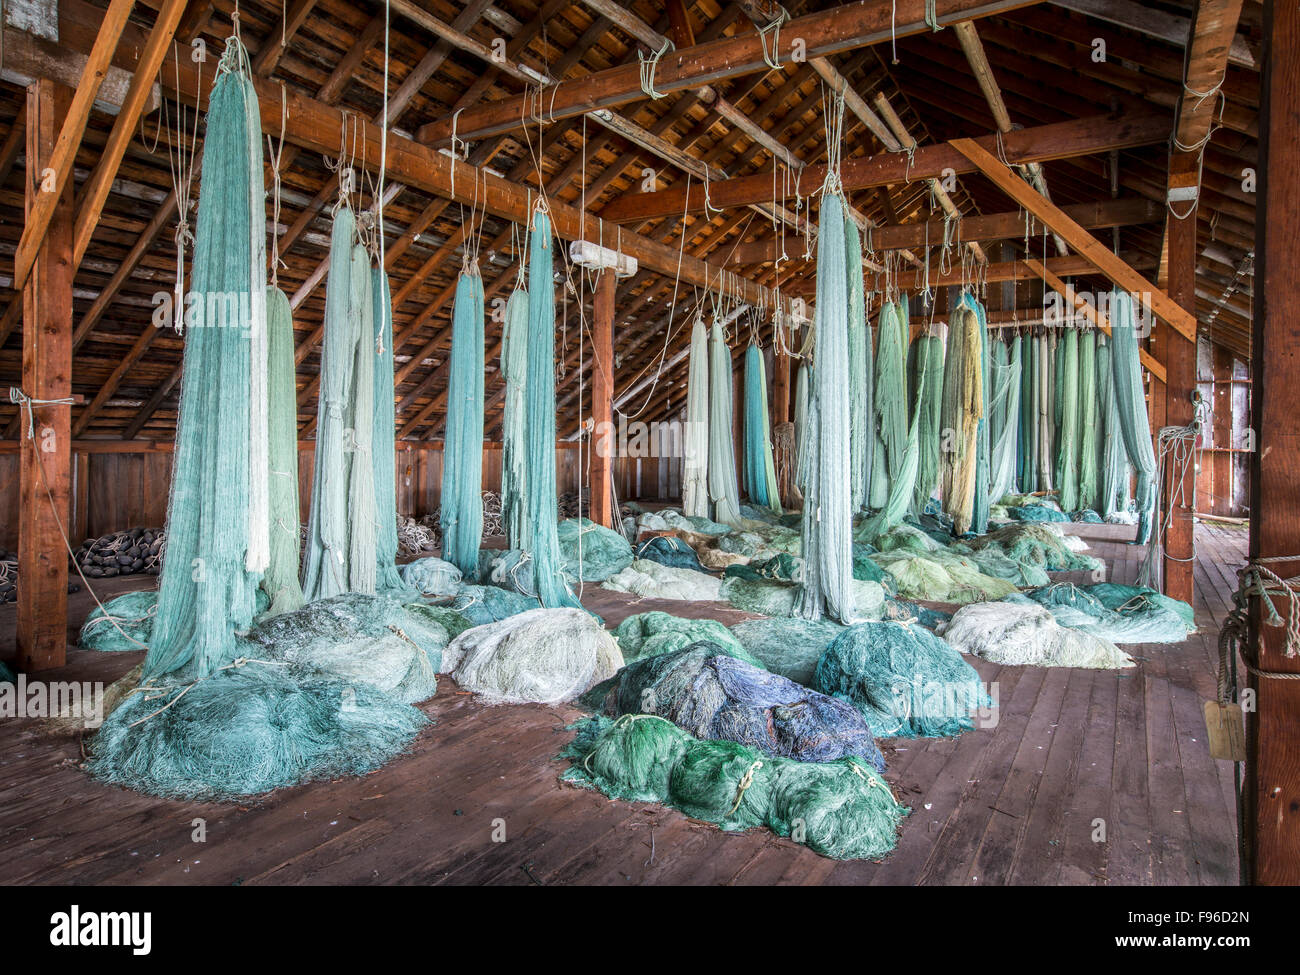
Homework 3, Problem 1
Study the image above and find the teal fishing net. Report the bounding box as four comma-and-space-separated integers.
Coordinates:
500, 286, 530, 548
909, 333, 944, 516
441, 270, 485, 577
742, 343, 782, 511
846, 212, 869, 511
1023, 582, 1193, 644
1109, 292, 1158, 542
438, 584, 540, 626
708, 318, 743, 525
80, 590, 159, 652
1076, 330, 1100, 512
558, 517, 633, 582
729, 616, 846, 686
263, 287, 304, 616
869, 300, 909, 509
524, 209, 581, 608
562, 714, 907, 860
615, 611, 762, 667
1054, 328, 1081, 514
400, 556, 462, 595
815, 621, 992, 738
372, 266, 409, 594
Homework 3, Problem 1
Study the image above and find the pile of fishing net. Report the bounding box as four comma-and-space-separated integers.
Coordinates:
1020, 582, 1194, 644
871, 552, 1019, 605
633, 535, 705, 572
592, 644, 885, 768
941, 599, 1134, 669
561, 714, 907, 860
244, 593, 451, 704
635, 508, 729, 536
814, 621, 992, 738
730, 617, 846, 686
720, 576, 887, 618
400, 557, 463, 596
435, 584, 541, 626
615, 612, 763, 668
440, 607, 623, 704
1072, 509, 1104, 523
87, 660, 429, 801
963, 523, 1101, 572
723, 552, 802, 583
80, 590, 160, 651
557, 518, 633, 582
601, 560, 722, 601
945, 543, 1051, 588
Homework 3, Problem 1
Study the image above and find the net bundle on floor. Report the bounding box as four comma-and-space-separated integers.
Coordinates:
562, 714, 907, 860
729, 616, 846, 686
964, 522, 1101, 572
814, 620, 992, 738
500, 286, 530, 548
593, 643, 886, 768
682, 314, 711, 518
797, 192, 856, 623
941, 599, 1134, 669
441, 607, 623, 704
263, 287, 305, 615
557, 517, 633, 582
86, 45, 425, 799
441, 269, 485, 577
742, 343, 782, 511
602, 560, 723, 600
1021, 582, 1194, 644
615, 611, 762, 667
940, 302, 984, 535
1109, 292, 1158, 542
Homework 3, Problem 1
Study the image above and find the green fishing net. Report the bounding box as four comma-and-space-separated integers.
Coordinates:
557, 517, 634, 582
561, 714, 907, 860
729, 617, 847, 686
615, 611, 763, 668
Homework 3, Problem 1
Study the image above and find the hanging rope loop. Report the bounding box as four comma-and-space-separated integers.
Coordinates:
638, 38, 673, 100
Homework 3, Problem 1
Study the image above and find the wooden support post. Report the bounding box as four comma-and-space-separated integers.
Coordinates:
1246, 0, 1300, 887
1161, 209, 1197, 604
16, 80, 75, 673
1212, 344, 1234, 517
589, 271, 616, 528
772, 341, 791, 426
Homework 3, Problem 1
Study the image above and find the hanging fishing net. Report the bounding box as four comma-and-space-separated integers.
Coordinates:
814, 620, 992, 738
441, 270, 485, 577
1053, 328, 1082, 514
243, 593, 448, 704
593, 644, 885, 768
870, 301, 909, 509
601, 560, 722, 601
1108, 292, 1158, 542
263, 287, 305, 616
557, 517, 634, 582
1075, 330, 1101, 512
615, 612, 762, 667
729, 617, 847, 686
634, 535, 705, 572
500, 286, 529, 548
846, 213, 869, 511
797, 193, 857, 623
441, 607, 623, 704
400, 557, 463, 596
940, 303, 984, 535
682, 315, 711, 518
561, 714, 907, 860
986, 336, 1022, 509
372, 267, 409, 594
742, 344, 782, 511
708, 319, 743, 525
942, 599, 1133, 669
910, 333, 945, 516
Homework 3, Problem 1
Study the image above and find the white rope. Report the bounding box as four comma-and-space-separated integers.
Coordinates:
638, 39, 673, 100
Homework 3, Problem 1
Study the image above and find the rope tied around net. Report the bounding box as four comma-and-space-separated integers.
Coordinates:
1217, 556, 1300, 711
1139, 393, 1209, 588
638, 38, 673, 100
728, 759, 764, 815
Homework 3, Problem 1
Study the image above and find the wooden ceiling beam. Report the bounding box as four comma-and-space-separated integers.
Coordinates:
1051, 0, 1255, 69
601, 110, 1168, 223
416, 0, 1047, 146
12, 0, 136, 293
951, 135, 1198, 340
